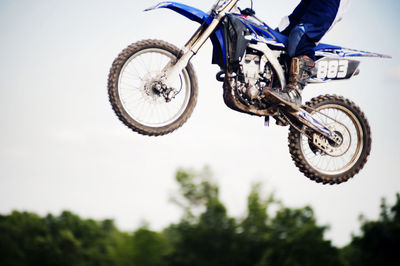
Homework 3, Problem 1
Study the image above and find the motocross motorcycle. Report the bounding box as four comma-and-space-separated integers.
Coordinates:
108, 0, 390, 184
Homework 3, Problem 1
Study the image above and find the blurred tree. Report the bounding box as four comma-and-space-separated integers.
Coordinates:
165, 167, 342, 266
4, 167, 395, 266
131, 227, 171, 266
0, 211, 46, 265
236, 184, 275, 266
170, 167, 218, 220
341, 193, 400, 266
165, 167, 238, 266
258, 206, 342, 266
0, 210, 133, 266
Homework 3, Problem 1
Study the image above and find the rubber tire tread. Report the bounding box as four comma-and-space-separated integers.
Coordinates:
108, 39, 198, 136
288, 94, 372, 185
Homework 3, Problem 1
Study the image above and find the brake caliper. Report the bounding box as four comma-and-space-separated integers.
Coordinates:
150, 81, 177, 102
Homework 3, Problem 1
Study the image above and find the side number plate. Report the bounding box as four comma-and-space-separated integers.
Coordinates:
314, 58, 360, 81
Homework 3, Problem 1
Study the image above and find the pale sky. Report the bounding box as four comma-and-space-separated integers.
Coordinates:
1, 0, 399, 247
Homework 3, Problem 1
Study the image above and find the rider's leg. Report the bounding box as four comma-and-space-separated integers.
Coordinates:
282, 54, 315, 105
267, 25, 316, 107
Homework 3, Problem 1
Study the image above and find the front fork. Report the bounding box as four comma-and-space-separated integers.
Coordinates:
158, 21, 217, 91
156, 1, 239, 98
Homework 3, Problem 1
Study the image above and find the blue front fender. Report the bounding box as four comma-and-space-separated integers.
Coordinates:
145, 1, 210, 24
145, 1, 227, 67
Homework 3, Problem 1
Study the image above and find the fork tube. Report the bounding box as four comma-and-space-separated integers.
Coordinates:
184, 24, 207, 50
190, 17, 223, 53
162, 0, 238, 86
185, 0, 239, 54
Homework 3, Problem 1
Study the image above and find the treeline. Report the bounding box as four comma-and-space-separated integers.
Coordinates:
1, 168, 399, 266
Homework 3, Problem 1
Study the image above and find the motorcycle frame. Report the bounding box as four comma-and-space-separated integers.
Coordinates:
146, 0, 390, 82
144, 0, 390, 142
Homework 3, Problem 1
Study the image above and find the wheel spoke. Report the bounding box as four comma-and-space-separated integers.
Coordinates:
117, 47, 191, 127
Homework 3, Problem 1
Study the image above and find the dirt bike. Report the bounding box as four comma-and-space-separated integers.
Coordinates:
107, 0, 390, 184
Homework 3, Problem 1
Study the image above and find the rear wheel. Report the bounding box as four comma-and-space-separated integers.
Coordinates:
108, 40, 198, 136
288, 95, 371, 184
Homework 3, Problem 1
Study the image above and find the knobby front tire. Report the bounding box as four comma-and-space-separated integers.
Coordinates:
108, 40, 198, 136
288, 95, 372, 185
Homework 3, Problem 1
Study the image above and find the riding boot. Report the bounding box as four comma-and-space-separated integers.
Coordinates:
268, 55, 315, 107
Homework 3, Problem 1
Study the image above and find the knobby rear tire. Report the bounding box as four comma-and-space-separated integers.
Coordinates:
288, 94, 372, 185
108, 40, 198, 136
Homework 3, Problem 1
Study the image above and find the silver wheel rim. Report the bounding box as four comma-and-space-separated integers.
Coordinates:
300, 104, 364, 176
117, 48, 191, 127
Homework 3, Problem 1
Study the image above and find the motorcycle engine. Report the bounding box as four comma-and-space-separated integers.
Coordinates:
238, 51, 274, 103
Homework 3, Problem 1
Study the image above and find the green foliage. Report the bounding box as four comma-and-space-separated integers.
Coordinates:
171, 166, 219, 220
0, 211, 132, 266
165, 167, 238, 266
259, 206, 341, 266
165, 168, 340, 266
1, 168, 399, 266
235, 184, 273, 266
341, 193, 400, 266
131, 227, 171, 266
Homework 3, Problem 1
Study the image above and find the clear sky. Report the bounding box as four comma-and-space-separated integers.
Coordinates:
1, 0, 399, 247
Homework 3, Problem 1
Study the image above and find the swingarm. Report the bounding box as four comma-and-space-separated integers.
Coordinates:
289, 108, 346, 155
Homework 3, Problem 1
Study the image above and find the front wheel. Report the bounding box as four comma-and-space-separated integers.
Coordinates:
108, 40, 198, 136
288, 95, 371, 184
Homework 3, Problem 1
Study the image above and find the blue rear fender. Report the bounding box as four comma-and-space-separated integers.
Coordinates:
145, 1, 227, 66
